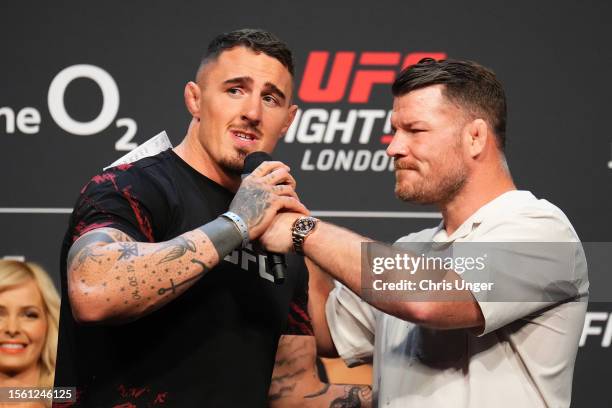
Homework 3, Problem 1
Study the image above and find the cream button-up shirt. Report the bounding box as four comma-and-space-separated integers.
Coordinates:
326, 191, 589, 407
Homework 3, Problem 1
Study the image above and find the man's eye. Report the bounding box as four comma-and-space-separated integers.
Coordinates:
263, 95, 279, 106
227, 87, 242, 95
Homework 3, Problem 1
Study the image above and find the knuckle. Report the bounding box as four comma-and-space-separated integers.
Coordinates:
262, 161, 278, 170
254, 162, 270, 173
273, 168, 287, 178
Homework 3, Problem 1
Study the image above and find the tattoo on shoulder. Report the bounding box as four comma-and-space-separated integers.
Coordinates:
156, 236, 196, 264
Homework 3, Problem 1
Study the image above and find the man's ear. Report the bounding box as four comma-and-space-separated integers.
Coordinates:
464, 118, 488, 158
281, 104, 298, 134
184, 81, 201, 119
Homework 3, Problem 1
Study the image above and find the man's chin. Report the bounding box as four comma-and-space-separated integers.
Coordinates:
395, 185, 435, 205
219, 155, 245, 176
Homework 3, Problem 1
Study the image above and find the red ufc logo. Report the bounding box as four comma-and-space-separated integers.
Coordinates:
298, 51, 447, 103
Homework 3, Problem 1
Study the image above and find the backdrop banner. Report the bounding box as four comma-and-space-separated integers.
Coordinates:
1, 1, 611, 406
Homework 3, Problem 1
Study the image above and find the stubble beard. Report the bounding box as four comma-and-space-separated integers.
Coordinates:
394, 155, 468, 205
218, 148, 248, 176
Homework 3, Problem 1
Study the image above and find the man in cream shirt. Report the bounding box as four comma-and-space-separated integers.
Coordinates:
260, 58, 588, 407
328, 189, 588, 407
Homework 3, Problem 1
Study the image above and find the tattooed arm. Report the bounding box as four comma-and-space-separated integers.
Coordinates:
67, 226, 218, 324
67, 160, 308, 324
269, 335, 372, 408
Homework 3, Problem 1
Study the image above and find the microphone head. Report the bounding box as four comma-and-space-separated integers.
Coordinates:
243, 151, 273, 174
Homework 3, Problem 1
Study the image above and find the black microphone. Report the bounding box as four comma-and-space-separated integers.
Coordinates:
243, 151, 286, 284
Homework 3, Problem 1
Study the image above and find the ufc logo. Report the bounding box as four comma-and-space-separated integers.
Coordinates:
298, 51, 447, 103
224, 244, 274, 283
580, 312, 612, 347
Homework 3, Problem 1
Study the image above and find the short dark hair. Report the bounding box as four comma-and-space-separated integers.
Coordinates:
199, 28, 294, 76
392, 58, 507, 149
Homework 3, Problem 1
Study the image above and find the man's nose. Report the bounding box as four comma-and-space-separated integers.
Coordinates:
386, 132, 409, 158
241, 95, 262, 127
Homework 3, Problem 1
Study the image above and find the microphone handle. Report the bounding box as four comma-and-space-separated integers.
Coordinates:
267, 252, 286, 284
242, 151, 287, 284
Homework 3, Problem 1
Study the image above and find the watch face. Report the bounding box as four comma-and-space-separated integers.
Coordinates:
295, 217, 316, 234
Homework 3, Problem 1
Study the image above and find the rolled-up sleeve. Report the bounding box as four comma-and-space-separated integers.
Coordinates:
325, 283, 377, 367
457, 207, 589, 336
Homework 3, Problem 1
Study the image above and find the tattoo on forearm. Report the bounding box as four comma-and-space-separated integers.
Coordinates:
277, 334, 299, 348
271, 367, 307, 383
304, 383, 331, 398
126, 263, 142, 301
330, 388, 361, 408
273, 352, 310, 368
156, 237, 196, 264
118, 242, 139, 260
269, 336, 315, 402
330, 386, 372, 408
269, 365, 306, 401
190, 259, 210, 273
157, 259, 207, 296
269, 384, 297, 401
67, 228, 217, 321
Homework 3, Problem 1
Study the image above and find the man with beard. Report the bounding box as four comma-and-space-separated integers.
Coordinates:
259, 58, 588, 407
54, 29, 371, 407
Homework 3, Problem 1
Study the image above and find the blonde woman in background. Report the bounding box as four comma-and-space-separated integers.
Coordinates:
0, 261, 60, 407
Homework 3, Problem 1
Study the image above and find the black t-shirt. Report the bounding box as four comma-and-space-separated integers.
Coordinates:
55, 150, 312, 407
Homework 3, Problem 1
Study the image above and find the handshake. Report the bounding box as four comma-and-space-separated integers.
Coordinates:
221, 152, 315, 262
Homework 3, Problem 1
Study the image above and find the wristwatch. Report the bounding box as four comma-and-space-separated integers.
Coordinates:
291, 216, 319, 255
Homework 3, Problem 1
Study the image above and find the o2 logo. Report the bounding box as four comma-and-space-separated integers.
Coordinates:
1, 64, 137, 151
48, 65, 137, 150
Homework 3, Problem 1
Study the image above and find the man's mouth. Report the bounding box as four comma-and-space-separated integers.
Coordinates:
394, 158, 421, 171
395, 164, 419, 171
231, 130, 258, 142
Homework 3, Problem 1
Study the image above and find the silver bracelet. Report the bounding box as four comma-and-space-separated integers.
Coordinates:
221, 211, 249, 247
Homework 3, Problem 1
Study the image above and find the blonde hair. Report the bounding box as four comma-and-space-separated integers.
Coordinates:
0, 260, 60, 388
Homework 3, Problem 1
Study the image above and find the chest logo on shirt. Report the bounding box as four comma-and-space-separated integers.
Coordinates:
223, 243, 274, 283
